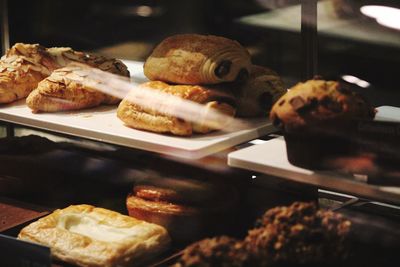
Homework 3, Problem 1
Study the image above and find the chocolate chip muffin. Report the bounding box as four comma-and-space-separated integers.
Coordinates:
174, 236, 249, 267
270, 79, 375, 130
269, 79, 375, 169
245, 202, 351, 266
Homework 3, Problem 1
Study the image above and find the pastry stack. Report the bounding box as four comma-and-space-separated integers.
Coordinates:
117, 34, 286, 136
0, 43, 129, 112
126, 176, 239, 243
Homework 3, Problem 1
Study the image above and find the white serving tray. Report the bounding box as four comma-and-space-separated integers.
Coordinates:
0, 60, 276, 159
228, 106, 400, 204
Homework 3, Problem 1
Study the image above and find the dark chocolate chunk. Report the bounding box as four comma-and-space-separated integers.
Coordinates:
321, 97, 343, 113
235, 68, 249, 83
337, 84, 352, 95
279, 99, 285, 106
259, 92, 273, 111
272, 115, 283, 128
215, 60, 232, 78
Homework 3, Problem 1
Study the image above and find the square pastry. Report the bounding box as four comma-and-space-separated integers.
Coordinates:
18, 204, 170, 267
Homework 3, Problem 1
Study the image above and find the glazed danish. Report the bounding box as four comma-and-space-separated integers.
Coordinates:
18, 204, 170, 267
117, 81, 236, 136
144, 34, 251, 85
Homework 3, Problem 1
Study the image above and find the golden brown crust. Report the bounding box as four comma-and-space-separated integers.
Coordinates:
18, 204, 170, 267
26, 66, 121, 113
126, 187, 204, 243
0, 43, 57, 103
144, 34, 251, 85
0, 43, 129, 105
117, 81, 236, 136
270, 79, 376, 130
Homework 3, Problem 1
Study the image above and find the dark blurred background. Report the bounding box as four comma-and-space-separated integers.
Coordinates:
6, 0, 400, 106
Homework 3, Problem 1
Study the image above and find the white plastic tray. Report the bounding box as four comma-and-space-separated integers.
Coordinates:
228, 106, 400, 204
0, 60, 276, 159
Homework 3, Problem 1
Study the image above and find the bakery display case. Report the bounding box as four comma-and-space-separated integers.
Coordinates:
1, 0, 400, 266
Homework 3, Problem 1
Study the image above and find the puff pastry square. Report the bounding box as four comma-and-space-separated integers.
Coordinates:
18, 204, 170, 267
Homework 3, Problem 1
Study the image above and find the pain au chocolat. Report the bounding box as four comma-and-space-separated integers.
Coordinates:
143, 34, 251, 85
18, 204, 170, 267
117, 81, 236, 136
234, 65, 286, 117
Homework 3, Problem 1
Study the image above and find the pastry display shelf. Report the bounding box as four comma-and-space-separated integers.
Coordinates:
228, 106, 400, 205
236, 0, 400, 49
0, 60, 276, 159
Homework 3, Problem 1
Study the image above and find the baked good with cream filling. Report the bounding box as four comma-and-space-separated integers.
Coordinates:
18, 204, 170, 267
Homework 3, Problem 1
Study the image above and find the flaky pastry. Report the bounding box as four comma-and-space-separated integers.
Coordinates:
0, 44, 56, 103
0, 43, 129, 105
117, 81, 236, 136
18, 204, 170, 267
144, 34, 251, 85
26, 65, 121, 113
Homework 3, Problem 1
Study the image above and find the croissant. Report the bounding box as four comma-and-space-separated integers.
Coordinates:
26, 66, 122, 113
117, 81, 236, 136
0, 43, 129, 105
0, 44, 56, 103
234, 65, 286, 117
144, 34, 251, 85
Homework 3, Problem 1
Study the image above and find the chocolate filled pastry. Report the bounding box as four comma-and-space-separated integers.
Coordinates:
0, 42, 129, 105
234, 65, 286, 117
117, 81, 236, 136
18, 204, 170, 267
144, 34, 251, 85
126, 177, 238, 243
